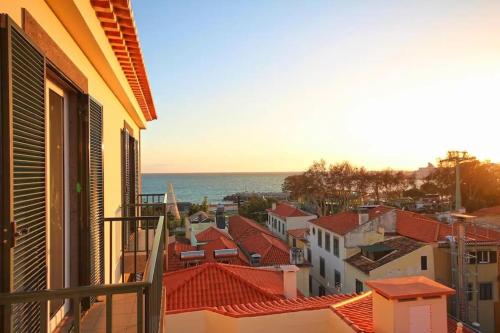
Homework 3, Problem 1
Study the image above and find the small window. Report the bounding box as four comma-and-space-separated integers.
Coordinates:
334, 270, 341, 290
320, 257, 325, 278
477, 251, 490, 264
312, 227, 316, 235
318, 229, 323, 248
333, 237, 340, 257
307, 248, 312, 262
479, 283, 492, 300
319, 285, 326, 296
292, 238, 297, 248
325, 232, 331, 252
421, 256, 428, 270
278, 222, 281, 233
355, 279, 363, 293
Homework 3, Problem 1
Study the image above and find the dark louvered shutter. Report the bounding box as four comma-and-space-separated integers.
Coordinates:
121, 129, 131, 215
132, 138, 139, 209
0, 18, 46, 333
88, 98, 104, 290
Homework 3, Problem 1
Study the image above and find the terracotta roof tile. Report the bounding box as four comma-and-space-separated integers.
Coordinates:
196, 226, 230, 242
228, 215, 290, 265
396, 210, 496, 243
472, 205, 500, 217
167, 232, 248, 272
164, 263, 287, 312
267, 202, 314, 218
287, 228, 309, 240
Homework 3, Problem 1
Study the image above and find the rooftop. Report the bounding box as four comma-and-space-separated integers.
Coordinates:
472, 205, 500, 217
164, 263, 293, 312
345, 236, 426, 274
228, 215, 291, 265
195, 226, 230, 242
287, 228, 309, 241
309, 206, 394, 236
267, 202, 314, 218
365, 275, 455, 300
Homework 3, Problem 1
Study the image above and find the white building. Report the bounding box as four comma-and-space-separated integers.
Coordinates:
267, 202, 316, 241
307, 206, 396, 296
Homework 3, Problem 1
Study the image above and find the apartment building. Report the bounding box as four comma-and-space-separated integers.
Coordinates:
267, 202, 316, 241
307, 206, 394, 295
0, 1, 164, 332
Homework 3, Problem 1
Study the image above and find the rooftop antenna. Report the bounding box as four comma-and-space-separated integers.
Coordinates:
440, 151, 475, 211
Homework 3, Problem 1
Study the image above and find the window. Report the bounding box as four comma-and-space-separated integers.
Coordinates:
421, 256, 428, 270
309, 275, 313, 293
282, 225, 285, 235
355, 279, 363, 293
312, 227, 316, 235
467, 283, 473, 301
292, 238, 297, 248
479, 283, 492, 300
307, 248, 312, 263
320, 257, 325, 278
318, 229, 323, 248
333, 237, 339, 257
325, 232, 331, 252
334, 270, 341, 289
319, 285, 326, 296
278, 222, 281, 233
467, 251, 497, 264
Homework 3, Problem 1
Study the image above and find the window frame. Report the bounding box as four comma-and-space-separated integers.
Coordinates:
319, 256, 325, 278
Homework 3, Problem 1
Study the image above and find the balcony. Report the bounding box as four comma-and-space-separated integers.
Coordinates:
0, 193, 167, 333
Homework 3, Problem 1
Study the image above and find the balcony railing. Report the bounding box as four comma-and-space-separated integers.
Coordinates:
0, 198, 167, 333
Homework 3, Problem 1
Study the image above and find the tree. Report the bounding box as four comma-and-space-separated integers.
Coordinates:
238, 195, 277, 225
188, 196, 209, 216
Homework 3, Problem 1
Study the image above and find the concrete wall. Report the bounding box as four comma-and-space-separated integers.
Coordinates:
166, 308, 351, 333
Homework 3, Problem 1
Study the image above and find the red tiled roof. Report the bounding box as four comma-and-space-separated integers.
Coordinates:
310, 211, 359, 235
310, 206, 393, 236
229, 215, 291, 265
396, 210, 496, 243
267, 202, 313, 218
164, 263, 286, 312
167, 233, 248, 272
287, 228, 309, 240
196, 226, 230, 242
473, 205, 500, 217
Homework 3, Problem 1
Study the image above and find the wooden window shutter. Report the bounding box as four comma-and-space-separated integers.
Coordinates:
88, 98, 104, 288
121, 128, 131, 216
489, 251, 497, 264
0, 15, 47, 333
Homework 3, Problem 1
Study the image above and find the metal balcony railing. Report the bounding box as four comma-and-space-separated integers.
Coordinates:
0, 199, 167, 333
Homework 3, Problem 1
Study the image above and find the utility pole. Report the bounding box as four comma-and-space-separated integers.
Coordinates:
440, 151, 475, 211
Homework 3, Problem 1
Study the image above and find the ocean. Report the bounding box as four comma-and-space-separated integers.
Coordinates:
141, 173, 297, 204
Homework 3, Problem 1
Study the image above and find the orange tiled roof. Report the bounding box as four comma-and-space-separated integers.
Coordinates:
91, 0, 156, 120
473, 205, 500, 217
396, 210, 496, 243
196, 226, 231, 242
167, 233, 248, 272
228, 215, 291, 265
287, 228, 309, 240
310, 206, 393, 236
310, 211, 360, 235
164, 263, 286, 312
267, 202, 313, 218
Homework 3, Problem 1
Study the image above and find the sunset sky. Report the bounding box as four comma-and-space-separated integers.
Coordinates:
134, 0, 500, 173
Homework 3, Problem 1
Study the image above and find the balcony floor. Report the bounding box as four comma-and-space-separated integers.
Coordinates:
81, 293, 138, 333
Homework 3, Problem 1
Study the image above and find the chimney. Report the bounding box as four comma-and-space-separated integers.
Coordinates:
281, 265, 299, 299
366, 276, 455, 333
456, 322, 463, 333
358, 208, 369, 225
272, 202, 277, 211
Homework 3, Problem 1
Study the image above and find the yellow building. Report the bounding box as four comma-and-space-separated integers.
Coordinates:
344, 236, 435, 294
0, 1, 161, 332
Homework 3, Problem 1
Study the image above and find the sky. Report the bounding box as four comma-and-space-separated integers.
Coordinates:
133, 0, 500, 173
